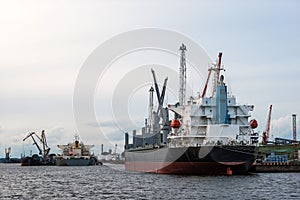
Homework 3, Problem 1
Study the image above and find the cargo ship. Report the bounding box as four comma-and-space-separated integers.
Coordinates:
124, 44, 258, 175
56, 135, 100, 166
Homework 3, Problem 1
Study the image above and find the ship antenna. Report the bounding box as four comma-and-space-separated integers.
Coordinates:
179, 43, 187, 106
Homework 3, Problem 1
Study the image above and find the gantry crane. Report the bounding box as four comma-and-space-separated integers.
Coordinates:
23, 130, 51, 160
262, 105, 272, 145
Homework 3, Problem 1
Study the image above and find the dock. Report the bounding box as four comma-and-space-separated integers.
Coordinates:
251, 162, 300, 173
251, 143, 300, 173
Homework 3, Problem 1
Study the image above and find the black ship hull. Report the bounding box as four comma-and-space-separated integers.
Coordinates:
125, 145, 257, 175
21, 156, 43, 166
21, 155, 56, 166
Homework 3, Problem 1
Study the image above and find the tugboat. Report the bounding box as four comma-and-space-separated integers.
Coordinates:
124, 44, 259, 175
56, 135, 101, 166
21, 130, 56, 166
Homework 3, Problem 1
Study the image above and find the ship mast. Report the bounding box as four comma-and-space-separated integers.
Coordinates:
212, 52, 223, 97
148, 86, 154, 133
179, 43, 187, 106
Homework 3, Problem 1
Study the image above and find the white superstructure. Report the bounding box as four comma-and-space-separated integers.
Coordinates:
168, 50, 258, 147
56, 135, 96, 166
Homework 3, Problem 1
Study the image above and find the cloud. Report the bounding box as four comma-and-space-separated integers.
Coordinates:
1, 0, 300, 156
46, 127, 66, 144
0, 126, 3, 147
86, 118, 142, 129
86, 121, 113, 128
85, 119, 140, 141
271, 114, 299, 141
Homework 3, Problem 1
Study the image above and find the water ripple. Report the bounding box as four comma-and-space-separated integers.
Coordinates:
0, 163, 299, 199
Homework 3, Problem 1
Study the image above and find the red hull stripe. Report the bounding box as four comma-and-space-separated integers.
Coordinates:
125, 161, 251, 175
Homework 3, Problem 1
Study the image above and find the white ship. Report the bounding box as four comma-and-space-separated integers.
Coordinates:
56, 135, 99, 166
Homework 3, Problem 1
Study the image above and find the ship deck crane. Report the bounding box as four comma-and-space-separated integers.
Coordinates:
201, 68, 212, 98
212, 52, 223, 97
201, 52, 224, 98
151, 68, 168, 122
262, 105, 272, 145
23, 130, 51, 160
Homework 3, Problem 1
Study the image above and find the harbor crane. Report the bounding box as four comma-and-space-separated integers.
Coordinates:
5, 147, 11, 162
262, 105, 272, 145
23, 130, 51, 160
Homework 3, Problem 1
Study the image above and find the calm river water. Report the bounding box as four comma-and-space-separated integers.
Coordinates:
0, 163, 299, 199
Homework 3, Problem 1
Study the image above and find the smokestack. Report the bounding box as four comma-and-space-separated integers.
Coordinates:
101, 144, 103, 155
292, 114, 297, 159
293, 114, 297, 143
133, 130, 136, 148
125, 132, 129, 149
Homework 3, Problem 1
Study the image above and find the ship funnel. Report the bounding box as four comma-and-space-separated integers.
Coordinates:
216, 82, 229, 124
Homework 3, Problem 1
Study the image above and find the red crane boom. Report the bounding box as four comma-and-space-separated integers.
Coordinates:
262, 105, 272, 145
201, 52, 223, 98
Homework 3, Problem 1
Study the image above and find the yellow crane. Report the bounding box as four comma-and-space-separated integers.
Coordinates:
23, 130, 51, 160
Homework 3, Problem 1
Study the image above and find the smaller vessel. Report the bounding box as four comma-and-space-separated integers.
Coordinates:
56, 135, 100, 166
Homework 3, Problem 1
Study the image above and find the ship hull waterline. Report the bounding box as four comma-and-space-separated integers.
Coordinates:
56, 157, 96, 166
125, 146, 257, 175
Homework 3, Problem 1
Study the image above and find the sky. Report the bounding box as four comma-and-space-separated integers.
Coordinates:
0, 0, 300, 157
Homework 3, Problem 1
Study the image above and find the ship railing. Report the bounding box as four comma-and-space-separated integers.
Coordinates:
168, 143, 201, 148
203, 136, 238, 146
167, 134, 206, 138
167, 135, 252, 147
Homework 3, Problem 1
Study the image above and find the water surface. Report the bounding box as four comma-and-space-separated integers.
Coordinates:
0, 163, 299, 199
